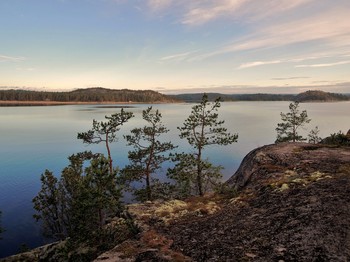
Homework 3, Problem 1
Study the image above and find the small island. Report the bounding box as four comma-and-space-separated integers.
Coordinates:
295, 90, 350, 102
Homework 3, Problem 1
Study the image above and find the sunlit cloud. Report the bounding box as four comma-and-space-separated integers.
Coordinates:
0, 55, 25, 62
295, 60, 350, 68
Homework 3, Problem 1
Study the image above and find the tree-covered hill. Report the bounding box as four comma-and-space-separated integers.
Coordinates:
0, 87, 176, 103
295, 90, 349, 102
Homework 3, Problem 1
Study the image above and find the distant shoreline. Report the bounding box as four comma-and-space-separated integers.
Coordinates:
0, 101, 168, 107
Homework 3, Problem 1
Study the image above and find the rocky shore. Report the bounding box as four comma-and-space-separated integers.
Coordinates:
3, 142, 350, 261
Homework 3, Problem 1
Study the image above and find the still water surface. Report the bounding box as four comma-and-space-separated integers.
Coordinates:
0, 101, 349, 257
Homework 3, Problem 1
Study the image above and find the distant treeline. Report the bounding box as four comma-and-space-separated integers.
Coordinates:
0, 88, 349, 103
0, 88, 176, 103
170, 90, 350, 102
170, 93, 294, 102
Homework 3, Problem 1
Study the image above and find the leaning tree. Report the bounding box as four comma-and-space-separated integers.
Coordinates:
77, 109, 134, 174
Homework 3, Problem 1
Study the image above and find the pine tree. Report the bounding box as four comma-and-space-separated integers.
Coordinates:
33, 170, 65, 239
308, 126, 322, 144
122, 107, 176, 201
175, 94, 238, 196
275, 101, 311, 143
84, 156, 122, 228
33, 153, 122, 241
77, 109, 134, 174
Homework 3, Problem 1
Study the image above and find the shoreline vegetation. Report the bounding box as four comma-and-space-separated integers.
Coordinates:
0, 88, 349, 106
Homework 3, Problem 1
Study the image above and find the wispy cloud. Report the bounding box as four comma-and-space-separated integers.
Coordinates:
237, 52, 350, 70
160, 51, 194, 62
147, 0, 174, 12
222, 11, 350, 54
162, 0, 314, 26
0, 55, 25, 62
238, 0, 314, 22
187, 5, 350, 62
16, 67, 36, 71
142, 1, 350, 68
238, 60, 281, 69
295, 60, 350, 68
181, 0, 247, 26
160, 52, 191, 61
272, 77, 310, 81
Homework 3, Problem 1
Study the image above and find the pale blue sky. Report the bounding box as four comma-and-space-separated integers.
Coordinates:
1, 0, 350, 93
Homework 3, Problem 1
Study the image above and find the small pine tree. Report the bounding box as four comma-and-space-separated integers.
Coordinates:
122, 107, 176, 201
175, 94, 238, 196
33, 170, 64, 239
275, 101, 311, 143
308, 126, 322, 144
84, 156, 122, 228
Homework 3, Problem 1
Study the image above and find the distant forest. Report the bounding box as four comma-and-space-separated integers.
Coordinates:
170, 90, 350, 102
0, 88, 175, 103
0, 88, 349, 103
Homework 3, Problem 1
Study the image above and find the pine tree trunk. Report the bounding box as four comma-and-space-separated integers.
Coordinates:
105, 132, 113, 174
146, 172, 152, 201
197, 147, 203, 196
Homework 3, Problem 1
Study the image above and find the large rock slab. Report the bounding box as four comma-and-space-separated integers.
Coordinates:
166, 143, 350, 261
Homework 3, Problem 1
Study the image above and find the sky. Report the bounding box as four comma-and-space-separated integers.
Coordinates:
1, 0, 350, 94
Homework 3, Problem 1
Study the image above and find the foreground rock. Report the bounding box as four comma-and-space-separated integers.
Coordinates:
164, 143, 350, 261
94, 198, 222, 261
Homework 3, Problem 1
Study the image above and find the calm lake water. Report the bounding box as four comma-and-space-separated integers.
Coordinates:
0, 101, 350, 257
